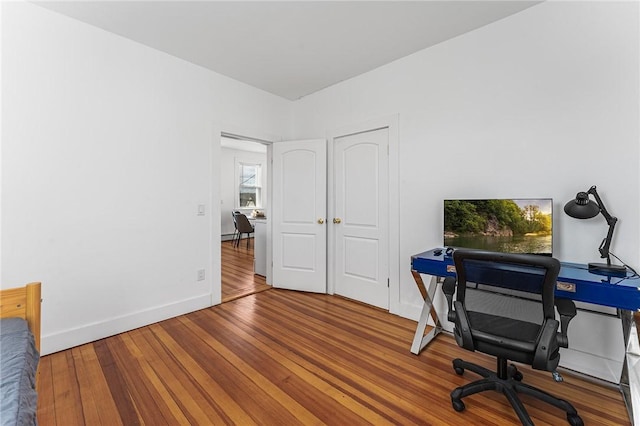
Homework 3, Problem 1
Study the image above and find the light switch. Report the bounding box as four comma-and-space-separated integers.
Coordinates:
197, 204, 205, 216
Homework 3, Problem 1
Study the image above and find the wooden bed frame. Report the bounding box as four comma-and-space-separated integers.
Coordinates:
0, 282, 41, 352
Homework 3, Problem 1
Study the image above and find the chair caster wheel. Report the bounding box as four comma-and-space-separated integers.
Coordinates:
567, 414, 583, 426
452, 359, 465, 375
552, 371, 564, 382
452, 399, 465, 412
508, 364, 523, 381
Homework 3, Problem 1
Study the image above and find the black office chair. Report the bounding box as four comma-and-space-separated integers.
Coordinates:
233, 213, 254, 249
441, 249, 582, 426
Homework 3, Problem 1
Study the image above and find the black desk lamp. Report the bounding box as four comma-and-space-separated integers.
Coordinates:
564, 185, 626, 275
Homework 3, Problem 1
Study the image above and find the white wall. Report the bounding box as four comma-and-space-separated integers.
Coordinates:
220, 147, 268, 237
293, 1, 639, 382
1, 1, 292, 354
0, 2, 4, 285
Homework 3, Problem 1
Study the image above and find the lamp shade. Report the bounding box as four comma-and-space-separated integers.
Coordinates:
564, 192, 600, 219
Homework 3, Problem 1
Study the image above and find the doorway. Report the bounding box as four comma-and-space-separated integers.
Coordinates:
220, 135, 270, 302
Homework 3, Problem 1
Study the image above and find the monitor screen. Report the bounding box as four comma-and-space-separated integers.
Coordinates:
444, 198, 553, 256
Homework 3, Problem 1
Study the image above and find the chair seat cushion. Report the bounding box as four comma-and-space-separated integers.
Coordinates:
468, 311, 540, 353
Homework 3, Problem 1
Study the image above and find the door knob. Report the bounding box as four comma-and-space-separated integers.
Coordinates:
333, 218, 342, 224
318, 218, 325, 224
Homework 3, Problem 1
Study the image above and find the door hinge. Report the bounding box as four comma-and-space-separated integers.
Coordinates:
387, 278, 390, 287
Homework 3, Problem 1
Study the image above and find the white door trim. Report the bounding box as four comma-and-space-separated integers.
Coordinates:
326, 114, 400, 314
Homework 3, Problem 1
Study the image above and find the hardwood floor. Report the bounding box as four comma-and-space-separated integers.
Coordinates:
37, 289, 629, 425
221, 239, 270, 303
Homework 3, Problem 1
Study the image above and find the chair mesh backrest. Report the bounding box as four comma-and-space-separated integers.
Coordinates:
453, 250, 560, 324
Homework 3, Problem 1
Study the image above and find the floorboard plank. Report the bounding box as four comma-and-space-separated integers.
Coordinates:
36, 355, 57, 426
49, 351, 85, 425
70, 345, 121, 426
93, 339, 140, 425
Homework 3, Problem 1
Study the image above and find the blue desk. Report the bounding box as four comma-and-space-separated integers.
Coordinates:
411, 248, 640, 424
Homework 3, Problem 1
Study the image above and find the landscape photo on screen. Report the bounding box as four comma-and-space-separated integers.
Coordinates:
444, 199, 553, 256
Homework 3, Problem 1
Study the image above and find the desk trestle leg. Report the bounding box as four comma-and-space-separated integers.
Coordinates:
411, 271, 443, 355
620, 309, 640, 426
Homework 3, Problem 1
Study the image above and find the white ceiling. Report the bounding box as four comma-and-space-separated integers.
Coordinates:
34, 1, 540, 100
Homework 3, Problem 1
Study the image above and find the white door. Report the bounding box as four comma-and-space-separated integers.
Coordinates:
333, 129, 389, 309
272, 140, 327, 293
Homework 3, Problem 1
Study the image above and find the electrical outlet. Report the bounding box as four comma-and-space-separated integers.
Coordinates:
197, 269, 205, 281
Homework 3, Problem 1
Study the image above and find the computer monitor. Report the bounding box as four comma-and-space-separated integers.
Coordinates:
444, 198, 553, 256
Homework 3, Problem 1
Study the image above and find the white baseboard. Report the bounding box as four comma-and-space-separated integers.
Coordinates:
393, 302, 421, 322
41, 294, 212, 355
560, 348, 622, 383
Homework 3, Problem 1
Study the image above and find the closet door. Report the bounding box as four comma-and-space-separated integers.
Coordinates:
333, 128, 389, 309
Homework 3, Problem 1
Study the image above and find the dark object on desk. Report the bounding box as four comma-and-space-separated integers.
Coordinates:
445, 247, 455, 256
441, 249, 582, 426
432, 248, 442, 256
564, 185, 626, 276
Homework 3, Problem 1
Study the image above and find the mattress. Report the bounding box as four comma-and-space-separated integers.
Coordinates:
0, 318, 39, 426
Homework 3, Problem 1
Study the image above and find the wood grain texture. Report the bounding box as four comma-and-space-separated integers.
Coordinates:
37, 289, 629, 425
221, 240, 270, 303
0, 281, 41, 351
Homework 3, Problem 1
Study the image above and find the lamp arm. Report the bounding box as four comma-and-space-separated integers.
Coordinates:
587, 186, 617, 262
598, 221, 617, 264
587, 186, 615, 224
